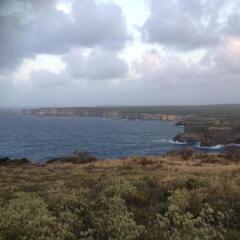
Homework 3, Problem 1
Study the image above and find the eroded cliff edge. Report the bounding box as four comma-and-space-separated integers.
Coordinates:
174, 118, 240, 146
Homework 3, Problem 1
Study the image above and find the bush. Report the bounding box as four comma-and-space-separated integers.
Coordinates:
42, 180, 142, 240
0, 192, 68, 240
0, 153, 239, 239
0, 157, 31, 166
224, 148, 240, 163
147, 194, 226, 240
226, 230, 240, 240
92, 195, 143, 240
46, 151, 98, 164
167, 148, 195, 160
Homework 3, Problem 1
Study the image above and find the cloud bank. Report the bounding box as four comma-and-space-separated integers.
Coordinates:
142, 0, 240, 50
0, 0, 129, 71
1, 0, 240, 106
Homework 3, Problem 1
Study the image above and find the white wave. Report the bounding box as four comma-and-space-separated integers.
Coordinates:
153, 139, 228, 150
153, 139, 188, 145
226, 143, 240, 147
153, 139, 169, 143
170, 140, 188, 145
194, 143, 224, 150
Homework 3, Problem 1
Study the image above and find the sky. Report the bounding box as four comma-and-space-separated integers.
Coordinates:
1, 0, 240, 107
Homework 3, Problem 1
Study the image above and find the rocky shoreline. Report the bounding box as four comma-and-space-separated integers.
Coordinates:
22, 106, 240, 148
174, 118, 240, 147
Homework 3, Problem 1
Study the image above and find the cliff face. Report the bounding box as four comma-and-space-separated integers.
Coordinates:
22, 108, 182, 121
174, 118, 240, 146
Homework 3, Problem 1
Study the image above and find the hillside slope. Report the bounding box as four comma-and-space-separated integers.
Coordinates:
0, 151, 240, 239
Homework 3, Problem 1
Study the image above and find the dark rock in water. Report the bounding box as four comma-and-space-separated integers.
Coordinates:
173, 133, 200, 145
46, 151, 98, 164
175, 121, 185, 126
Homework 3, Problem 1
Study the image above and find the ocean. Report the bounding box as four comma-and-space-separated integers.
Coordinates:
0, 113, 187, 162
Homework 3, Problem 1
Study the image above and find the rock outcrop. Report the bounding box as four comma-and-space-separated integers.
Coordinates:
174, 119, 240, 146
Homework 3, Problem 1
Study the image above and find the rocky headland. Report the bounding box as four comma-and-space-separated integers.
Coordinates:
174, 118, 240, 147
23, 105, 240, 147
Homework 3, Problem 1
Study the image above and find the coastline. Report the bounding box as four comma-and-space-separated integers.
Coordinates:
1, 146, 240, 166
22, 106, 240, 150
22, 107, 182, 121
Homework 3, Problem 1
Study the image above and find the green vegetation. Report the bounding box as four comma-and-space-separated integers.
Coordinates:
174, 118, 240, 146
26, 104, 240, 117
0, 151, 240, 239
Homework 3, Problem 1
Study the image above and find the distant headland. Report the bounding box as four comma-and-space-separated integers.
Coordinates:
23, 105, 240, 148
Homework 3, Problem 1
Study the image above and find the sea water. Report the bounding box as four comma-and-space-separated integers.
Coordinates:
0, 113, 186, 162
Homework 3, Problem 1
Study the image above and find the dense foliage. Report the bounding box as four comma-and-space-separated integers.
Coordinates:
0, 153, 240, 239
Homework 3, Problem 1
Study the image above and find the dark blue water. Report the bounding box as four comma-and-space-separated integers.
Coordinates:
0, 113, 185, 162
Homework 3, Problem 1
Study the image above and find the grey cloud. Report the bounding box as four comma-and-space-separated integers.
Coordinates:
225, 12, 240, 37
0, 0, 129, 71
0, 76, 15, 105
2, 41, 240, 107
30, 70, 70, 87
0, 0, 23, 16
0, 77, 14, 93
63, 49, 128, 80
200, 44, 240, 85
142, 0, 240, 51
72, 0, 129, 49
137, 39, 240, 89
136, 56, 200, 88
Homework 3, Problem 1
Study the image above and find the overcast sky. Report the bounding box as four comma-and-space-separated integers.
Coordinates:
1, 0, 240, 107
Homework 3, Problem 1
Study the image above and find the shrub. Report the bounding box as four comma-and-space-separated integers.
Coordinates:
185, 176, 205, 190
44, 181, 94, 239
0, 192, 68, 240
92, 195, 143, 240
147, 202, 225, 240
46, 151, 98, 164
43, 180, 143, 240
0, 157, 31, 166
226, 230, 240, 240
167, 148, 195, 160
224, 148, 240, 163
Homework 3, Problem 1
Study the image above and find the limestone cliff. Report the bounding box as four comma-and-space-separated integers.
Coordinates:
22, 108, 182, 121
